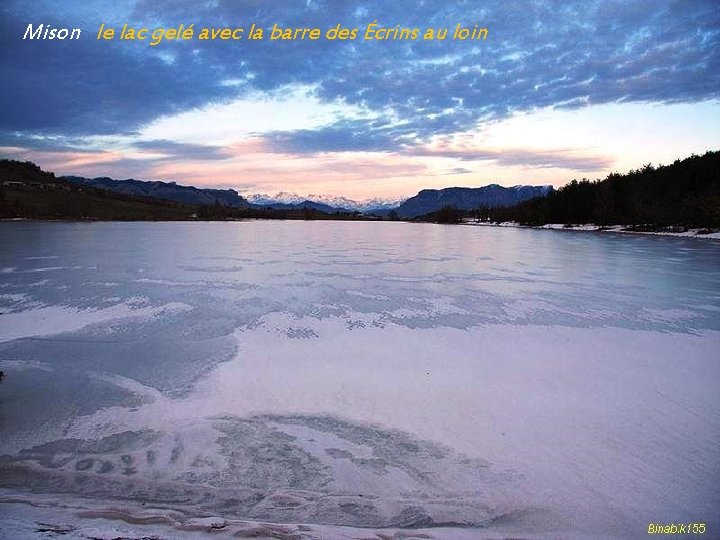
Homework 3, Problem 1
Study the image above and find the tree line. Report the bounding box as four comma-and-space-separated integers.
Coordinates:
480, 151, 720, 230
4, 152, 718, 228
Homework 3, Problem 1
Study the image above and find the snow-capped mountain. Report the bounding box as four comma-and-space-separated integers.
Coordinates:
245, 192, 407, 213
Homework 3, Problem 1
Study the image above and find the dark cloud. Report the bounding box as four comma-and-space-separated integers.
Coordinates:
1, 0, 718, 149
0, 133, 90, 152
267, 120, 402, 153
0, 8, 229, 135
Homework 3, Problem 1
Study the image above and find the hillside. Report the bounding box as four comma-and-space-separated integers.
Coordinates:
486, 151, 720, 229
396, 185, 552, 219
0, 160, 197, 220
63, 175, 250, 208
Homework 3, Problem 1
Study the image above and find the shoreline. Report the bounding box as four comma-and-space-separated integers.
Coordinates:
463, 220, 720, 240
2, 217, 720, 240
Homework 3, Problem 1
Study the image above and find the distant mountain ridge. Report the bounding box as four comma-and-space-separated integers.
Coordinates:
247, 197, 349, 214
63, 176, 251, 208
61, 174, 551, 216
395, 185, 553, 218
61, 177, 403, 213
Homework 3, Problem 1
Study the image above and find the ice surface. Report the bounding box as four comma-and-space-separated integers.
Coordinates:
0, 221, 718, 538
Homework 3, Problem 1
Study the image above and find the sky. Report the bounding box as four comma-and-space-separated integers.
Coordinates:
0, 0, 719, 200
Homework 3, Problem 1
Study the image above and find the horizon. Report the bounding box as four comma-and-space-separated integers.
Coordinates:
6, 150, 713, 205
1, 1, 719, 198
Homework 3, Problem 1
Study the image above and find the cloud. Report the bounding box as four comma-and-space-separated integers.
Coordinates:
0, 8, 229, 136
407, 144, 613, 172
131, 140, 228, 160
265, 118, 614, 172
1, 0, 718, 147
267, 121, 400, 154
138, 86, 372, 145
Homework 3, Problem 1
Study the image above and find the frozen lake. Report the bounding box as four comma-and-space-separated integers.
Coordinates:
1, 221, 718, 538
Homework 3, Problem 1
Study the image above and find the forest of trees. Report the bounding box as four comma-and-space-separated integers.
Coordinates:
482, 151, 720, 230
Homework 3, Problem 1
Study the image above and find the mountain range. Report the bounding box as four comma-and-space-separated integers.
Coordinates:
62, 175, 551, 217
63, 176, 251, 208
4, 153, 716, 228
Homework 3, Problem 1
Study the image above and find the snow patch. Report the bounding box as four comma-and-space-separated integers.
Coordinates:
0, 300, 193, 342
